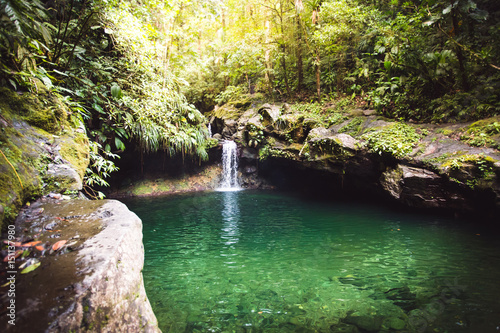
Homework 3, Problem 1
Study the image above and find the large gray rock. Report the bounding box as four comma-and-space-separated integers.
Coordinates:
222, 119, 238, 139
258, 103, 281, 125
307, 128, 360, 160
3, 198, 160, 333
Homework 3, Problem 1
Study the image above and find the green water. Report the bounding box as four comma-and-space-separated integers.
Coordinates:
125, 191, 500, 333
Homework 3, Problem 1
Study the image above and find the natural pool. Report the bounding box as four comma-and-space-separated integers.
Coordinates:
125, 191, 500, 333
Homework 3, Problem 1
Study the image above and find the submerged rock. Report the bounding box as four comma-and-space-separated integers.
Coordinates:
330, 322, 360, 333
344, 314, 384, 332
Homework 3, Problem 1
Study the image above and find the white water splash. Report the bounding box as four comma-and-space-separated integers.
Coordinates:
218, 141, 241, 192
208, 123, 212, 138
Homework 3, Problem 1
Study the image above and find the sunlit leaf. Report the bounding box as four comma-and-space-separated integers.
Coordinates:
20, 262, 41, 274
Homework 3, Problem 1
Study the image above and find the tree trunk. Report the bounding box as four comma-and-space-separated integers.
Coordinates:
281, 44, 292, 96
296, 16, 303, 91
265, 20, 273, 94
315, 48, 321, 100
452, 9, 469, 91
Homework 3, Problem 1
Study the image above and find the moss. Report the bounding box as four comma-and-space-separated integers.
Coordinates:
59, 132, 90, 180
361, 122, 422, 158
436, 128, 455, 136
268, 148, 295, 160
309, 137, 355, 161
0, 88, 70, 134
339, 117, 364, 135
209, 104, 242, 120
327, 112, 348, 127
440, 154, 497, 189
460, 116, 500, 149
0, 87, 89, 230
441, 154, 496, 171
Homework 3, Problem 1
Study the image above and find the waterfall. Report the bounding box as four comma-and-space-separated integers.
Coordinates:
208, 123, 212, 138
218, 141, 241, 191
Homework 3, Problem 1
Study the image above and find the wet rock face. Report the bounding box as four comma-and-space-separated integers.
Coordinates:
380, 165, 468, 209
205, 101, 500, 215
1, 198, 160, 333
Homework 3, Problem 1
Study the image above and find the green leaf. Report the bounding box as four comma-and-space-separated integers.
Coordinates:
116, 128, 129, 139
53, 69, 69, 76
111, 84, 123, 99
21, 262, 41, 274
8, 79, 17, 90
384, 61, 392, 71
41, 76, 53, 89
115, 137, 126, 151
443, 5, 453, 15
93, 103, 105, 114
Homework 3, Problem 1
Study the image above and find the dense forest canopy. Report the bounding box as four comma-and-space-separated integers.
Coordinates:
1, 0, 500, 192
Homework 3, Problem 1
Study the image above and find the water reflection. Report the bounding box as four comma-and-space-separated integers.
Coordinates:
220, 191, 240, 247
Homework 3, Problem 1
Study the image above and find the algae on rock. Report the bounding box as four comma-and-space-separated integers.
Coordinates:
0, 87, 90, 229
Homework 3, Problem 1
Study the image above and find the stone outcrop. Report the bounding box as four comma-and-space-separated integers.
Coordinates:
1, 197, 160, 333
0, 87, 89, 229
380, 164, 468, 209
209, 102, 500, 216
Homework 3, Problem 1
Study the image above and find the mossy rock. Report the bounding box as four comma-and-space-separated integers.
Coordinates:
439, 153, 498, 189
0, 87, 70, 134
58, 132, 90, 180
0, 87, 89, 229
210, 104, 242, 121
460, 116, 500, 149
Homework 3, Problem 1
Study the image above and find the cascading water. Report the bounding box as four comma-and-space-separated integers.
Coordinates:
218, 141, 241, 191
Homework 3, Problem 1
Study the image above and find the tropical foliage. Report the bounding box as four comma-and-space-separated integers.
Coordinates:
157, 0, 500, 122
1, 0, 500, 193
1, 0, 211, 193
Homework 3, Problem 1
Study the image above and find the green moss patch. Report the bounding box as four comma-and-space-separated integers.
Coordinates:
460, 117, 500, 149
361, 123, 422, 158
439, 154, 497, 189
59, 132, 90, 180
0, 88, 70, 134
339, 117, 364, 135
0, 88, 89, 229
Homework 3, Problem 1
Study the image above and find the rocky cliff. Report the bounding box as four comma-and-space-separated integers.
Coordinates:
0, 86, 89, 230
209, 101, 500, 217
0, 87, 160, 332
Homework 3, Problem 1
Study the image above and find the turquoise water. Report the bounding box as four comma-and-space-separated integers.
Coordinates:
125, 191, 500, 333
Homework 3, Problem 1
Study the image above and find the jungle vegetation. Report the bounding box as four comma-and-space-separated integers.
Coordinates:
1, 0, 499, 188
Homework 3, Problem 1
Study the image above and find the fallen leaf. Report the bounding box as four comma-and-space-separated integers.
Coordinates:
52, 240, 67, 251
19, 258, 39, 269
2, 250, 23, 262
20, 262, 41, 274
35, 245, 45, 251
3, 240, 22, 247
21, 241, 42, 247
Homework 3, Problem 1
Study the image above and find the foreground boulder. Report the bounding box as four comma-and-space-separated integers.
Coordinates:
0, 197, 160, 332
